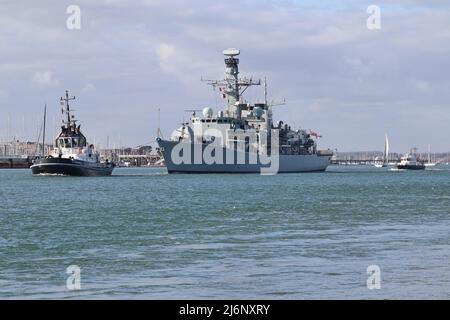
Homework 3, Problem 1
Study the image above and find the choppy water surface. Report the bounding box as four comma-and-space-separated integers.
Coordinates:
0, 166, 449, 299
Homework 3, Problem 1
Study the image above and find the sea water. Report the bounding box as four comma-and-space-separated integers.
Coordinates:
0, 166, 449, 299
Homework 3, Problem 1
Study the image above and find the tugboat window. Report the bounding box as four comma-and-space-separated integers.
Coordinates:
63, 138, 71, 148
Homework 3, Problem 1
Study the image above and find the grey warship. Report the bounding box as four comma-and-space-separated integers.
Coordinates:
157, 49, 333, 174
31, 91, 115, 176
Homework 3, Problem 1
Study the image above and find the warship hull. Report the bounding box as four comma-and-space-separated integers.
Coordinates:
31, 158, 114, 176
157, 139, 330, 173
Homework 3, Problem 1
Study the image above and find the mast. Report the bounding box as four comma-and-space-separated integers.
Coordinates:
203, 49, 261, 119
7, 113, 11, 143
157, 108, 162, 138
264, 77, 268, 106
384, 134, 389, 164
60, 90, 76, 130
42, 104, 47, 157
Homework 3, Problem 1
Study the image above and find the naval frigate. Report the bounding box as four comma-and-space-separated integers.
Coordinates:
157, 49, 333, 174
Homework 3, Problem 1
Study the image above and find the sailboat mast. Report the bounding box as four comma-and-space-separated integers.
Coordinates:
428, 144, 431, 163
42, 104, 47, 157
384, 134, 389, 164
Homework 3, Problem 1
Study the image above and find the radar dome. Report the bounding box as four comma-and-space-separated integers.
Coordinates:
253, 106, 264, 118
223, 48, 240, 57
203, 107, 213, 118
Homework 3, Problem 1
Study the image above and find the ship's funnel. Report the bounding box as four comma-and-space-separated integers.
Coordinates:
223, 48, 240, 57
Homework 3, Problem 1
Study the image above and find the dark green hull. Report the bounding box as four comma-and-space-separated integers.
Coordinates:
31, 157, 114, 176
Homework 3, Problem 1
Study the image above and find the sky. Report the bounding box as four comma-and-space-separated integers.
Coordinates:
0, 0, 449, 152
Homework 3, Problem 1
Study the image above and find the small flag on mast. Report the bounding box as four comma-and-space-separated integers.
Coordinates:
309, 130, 322, 139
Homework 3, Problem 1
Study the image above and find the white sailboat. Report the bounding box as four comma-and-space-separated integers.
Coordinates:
375, 134, 389, 168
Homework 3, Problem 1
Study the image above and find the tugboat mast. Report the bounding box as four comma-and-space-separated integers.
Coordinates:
60, 90, 76, 130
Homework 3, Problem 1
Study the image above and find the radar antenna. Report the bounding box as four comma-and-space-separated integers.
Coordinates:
201, 48, 261, 119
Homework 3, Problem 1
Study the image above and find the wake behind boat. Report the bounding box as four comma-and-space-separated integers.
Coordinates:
31, 90, 115, 176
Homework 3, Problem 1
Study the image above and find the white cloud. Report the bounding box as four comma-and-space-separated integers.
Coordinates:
155, 43, 176, 62
154, 42, 218, 87
308, 98, 334, 112
32, 71, 59, 87
413, 80, 432, 93
82, 83, 96, 93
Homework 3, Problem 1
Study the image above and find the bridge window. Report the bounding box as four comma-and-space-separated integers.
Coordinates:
59, 138, 72, 148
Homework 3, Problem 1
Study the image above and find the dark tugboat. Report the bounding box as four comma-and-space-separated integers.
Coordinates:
31, 90, 115, 176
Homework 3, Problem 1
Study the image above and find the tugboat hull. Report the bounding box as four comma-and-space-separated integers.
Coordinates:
31, 158, 114, 176
395, 164, 425, 170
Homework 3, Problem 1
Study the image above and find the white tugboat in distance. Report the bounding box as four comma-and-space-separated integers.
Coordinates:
395, 150, 425, 170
